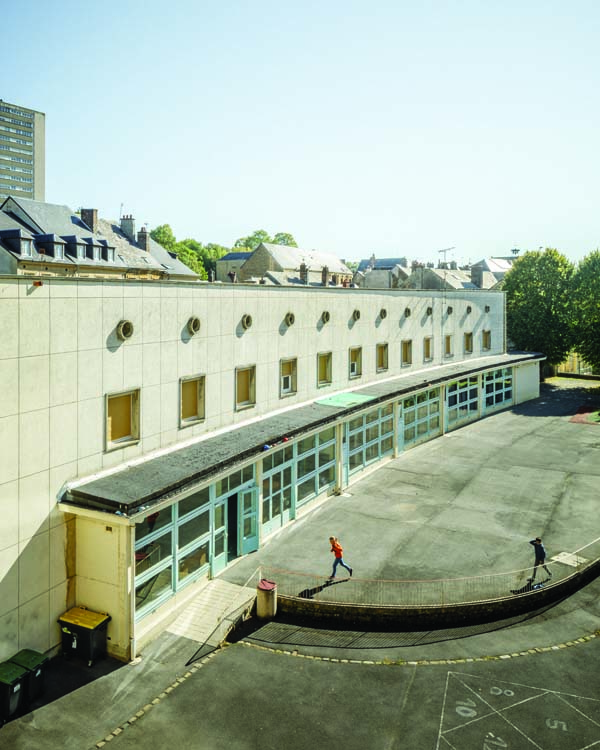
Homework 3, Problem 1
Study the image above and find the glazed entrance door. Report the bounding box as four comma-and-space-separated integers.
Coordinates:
240, 487, 259, 555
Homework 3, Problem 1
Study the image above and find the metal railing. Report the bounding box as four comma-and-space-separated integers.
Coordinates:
260, 535, 600, 608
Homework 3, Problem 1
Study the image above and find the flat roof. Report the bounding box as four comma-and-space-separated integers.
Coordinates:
64, 352, 543, 516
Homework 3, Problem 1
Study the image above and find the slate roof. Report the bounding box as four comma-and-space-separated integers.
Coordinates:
0, 197, 198, 278
63, 351, 544, 515
472, 257, 513, 275
260, 243, 351, 275
357, 257, 409, 272
219, 251, 253, 261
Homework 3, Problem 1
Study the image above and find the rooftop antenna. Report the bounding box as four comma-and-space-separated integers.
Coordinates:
119, 203, 124, 219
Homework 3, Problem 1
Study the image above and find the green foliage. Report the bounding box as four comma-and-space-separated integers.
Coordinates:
572, 250, 600, 372
272, 232, 297, 247
149, 224, 177, 252
173, 241, 207, 279
150, 224, 297, 278
234, 229, 272, 250
504, 248, 576, 365
234, 229, 297, 250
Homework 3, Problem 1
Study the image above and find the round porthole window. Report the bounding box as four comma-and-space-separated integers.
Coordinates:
380, 308, 387, 319
187, 316, 201, 335
116, 320, 134, 340
321, 310, 331, 324
285, 312, 295, 326
241, 314, 253, 330
352, 309, 361, 321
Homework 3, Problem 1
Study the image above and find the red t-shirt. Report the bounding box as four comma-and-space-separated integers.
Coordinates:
331, 541, 343, 558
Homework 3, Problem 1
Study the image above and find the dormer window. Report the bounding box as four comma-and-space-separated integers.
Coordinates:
54, 243, 64, 260
104, 247, 115, 263
92, 245, 100, 261
77, 244, 86, 260
20, 238, 32, 256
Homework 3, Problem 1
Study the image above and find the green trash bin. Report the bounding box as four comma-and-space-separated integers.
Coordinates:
9, 649, 48, 702
0, 661, 28, 725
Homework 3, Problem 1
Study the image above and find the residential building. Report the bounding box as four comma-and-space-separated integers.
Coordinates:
0, 100, 45, 202
0, 198, 197, 281
0, 214, 543, 664
239, 242, 353, 286
215, 250, 252, 282
353, 255, 410, 289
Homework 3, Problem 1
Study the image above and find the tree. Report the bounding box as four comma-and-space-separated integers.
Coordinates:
149, 224, 177, 252
150, 225, 206, 278
233, 229, 298, 250
272, 232, 297, 247
503, 248, 576, 365
572, 250, 600, 372
173, 241, 207, 279
234, 229, 272, 250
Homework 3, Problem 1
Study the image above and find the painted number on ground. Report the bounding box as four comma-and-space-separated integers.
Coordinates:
490, 686, 514, 696
455, 698, 478, 718
546, 718, 568, 731
484, 732, 508, 749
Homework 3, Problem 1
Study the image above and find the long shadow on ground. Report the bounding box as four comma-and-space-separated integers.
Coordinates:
228, 600, 562, 651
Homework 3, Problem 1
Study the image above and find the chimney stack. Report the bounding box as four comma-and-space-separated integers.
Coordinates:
321, 265, 329, 286
120, 214, 136, 241
471, 265, 483, 288
137, 226, 150, 252
299, 262, 308, 284
81, 208, 98, 233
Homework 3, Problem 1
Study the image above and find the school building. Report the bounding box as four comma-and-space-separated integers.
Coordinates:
0, 204, 543, 661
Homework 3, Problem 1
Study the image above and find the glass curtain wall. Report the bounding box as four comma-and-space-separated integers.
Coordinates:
347, 404, 394, 475
447, 376, 480, 427
402, 388, 441, 447
483, 368, 513, 411
134, 467, 254, 620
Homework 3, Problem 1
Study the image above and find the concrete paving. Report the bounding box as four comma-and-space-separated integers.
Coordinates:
2, 378, 600, 750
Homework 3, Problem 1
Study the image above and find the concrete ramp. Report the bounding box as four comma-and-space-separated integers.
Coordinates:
167, 579, 256, 646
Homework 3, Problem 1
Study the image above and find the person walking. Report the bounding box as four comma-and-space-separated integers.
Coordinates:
329, 536, 353, 578
530, 536, 552, 579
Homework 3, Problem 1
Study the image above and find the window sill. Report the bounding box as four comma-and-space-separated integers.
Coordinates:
279, 391, 297, 399
106, 437, 140, 453
179, 417, 205, 429
235, 402, 256, 412
317, 381, 332, 388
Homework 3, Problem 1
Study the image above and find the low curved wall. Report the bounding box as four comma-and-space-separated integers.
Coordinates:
276, 559, 600, 630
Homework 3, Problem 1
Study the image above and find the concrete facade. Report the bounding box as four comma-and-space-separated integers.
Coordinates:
0, 100, 45, 202
0, 273, 542, 662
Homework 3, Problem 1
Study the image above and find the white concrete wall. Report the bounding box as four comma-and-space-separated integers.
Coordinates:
0, 275, 505, 660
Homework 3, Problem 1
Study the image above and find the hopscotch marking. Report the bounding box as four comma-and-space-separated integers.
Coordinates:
436, 672, 600, 750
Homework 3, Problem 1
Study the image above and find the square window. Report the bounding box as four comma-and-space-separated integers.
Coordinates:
180, 375, 205, 426
349, 347, 362, 378
482, 330, 491, 351
106, 389, 140, 450
236, 366, 256, 410
317, 352, 332, 386
464, 332, 473, 354
401, 340, 412, 366
423, 336, 433, 362
280, 358, 297, 396
376, 343, 388, 372
444, 334, 453, 357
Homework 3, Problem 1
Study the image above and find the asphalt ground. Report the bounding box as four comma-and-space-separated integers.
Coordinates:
2, 377, 600, 750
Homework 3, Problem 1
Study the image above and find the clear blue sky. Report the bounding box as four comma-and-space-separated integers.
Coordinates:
3, 0, 599, 265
